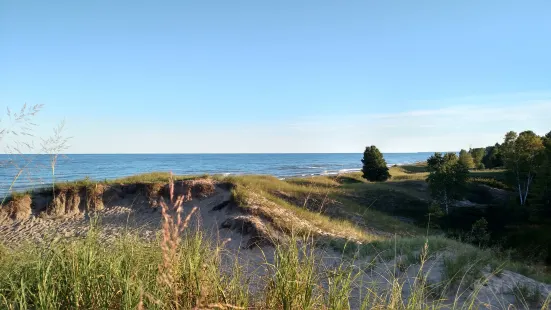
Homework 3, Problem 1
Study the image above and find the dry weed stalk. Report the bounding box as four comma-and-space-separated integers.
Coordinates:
157, 172, 197, 309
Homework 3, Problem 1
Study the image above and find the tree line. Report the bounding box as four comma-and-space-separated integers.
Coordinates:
361, 129, 551, 214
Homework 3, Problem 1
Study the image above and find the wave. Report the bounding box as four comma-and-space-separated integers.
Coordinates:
338, 168, 361, 173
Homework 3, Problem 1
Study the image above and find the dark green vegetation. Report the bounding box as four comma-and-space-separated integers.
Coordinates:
361, 145, 390, 182
426, 152, 469, 214
458, 149, 475, 169
368, 129, 551, 269
469, 148, 486, 169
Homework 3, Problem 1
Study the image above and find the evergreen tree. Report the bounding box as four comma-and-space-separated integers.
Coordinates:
458, 149, 475, 169
361, 146, 390, 182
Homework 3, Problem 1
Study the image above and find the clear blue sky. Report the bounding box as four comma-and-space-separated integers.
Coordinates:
1, 0, 550, 153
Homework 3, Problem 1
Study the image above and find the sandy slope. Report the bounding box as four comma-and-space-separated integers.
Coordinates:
1, 184, 550, 309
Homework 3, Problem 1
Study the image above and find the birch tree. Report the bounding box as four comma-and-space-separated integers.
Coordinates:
502, 131, 544, 206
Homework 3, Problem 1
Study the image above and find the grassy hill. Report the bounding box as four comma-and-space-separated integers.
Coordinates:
0, 170, 550, 309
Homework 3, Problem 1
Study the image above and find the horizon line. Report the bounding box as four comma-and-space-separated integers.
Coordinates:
0, 151, 455, 155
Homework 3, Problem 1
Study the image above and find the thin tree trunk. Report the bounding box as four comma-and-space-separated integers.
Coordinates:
518, 182, 524, 205
523, 174, 533, 205
444, 190, 449, 214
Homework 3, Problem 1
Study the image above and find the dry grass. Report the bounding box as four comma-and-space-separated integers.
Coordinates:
228, 176, 379, 243
388, 166, 429, 181
110, 172, 202, 184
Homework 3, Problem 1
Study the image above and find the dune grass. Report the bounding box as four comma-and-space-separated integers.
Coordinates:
109, 172, 204, 184
2, 173, 551, 309
2, 226, 549, 309
226, 175, 380, 243
0, 225, 247, 309
388, 166, 429, 181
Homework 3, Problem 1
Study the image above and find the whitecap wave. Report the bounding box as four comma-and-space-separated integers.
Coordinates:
338, 168, 361, 174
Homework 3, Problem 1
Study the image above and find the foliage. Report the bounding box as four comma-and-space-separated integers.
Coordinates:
534, 131, 551, 217
469, 148, 485, 169
427, 152, 458, 171
426, 153, 469, 214
468, 217, 490, 247
458, 149, 475, 169
361, 145, 390, 182
482, 143, 504, 169
501, 131, 545, 205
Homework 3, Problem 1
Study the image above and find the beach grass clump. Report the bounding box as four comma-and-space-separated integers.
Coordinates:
227, 176, 379, 243
0, 226, 248, 309
441, 249, 491, 289
264, 235, 319, 309
110, 172, 202, 184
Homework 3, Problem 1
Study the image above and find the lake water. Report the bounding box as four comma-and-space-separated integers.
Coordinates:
0, 153, 433, 195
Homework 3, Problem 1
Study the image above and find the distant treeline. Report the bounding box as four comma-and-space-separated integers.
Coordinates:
362, 129, 551, 263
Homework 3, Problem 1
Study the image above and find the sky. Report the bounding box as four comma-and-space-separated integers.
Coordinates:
1, 0, 550, 153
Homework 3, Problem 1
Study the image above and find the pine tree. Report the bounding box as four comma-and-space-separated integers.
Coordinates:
361, 146, 390, 182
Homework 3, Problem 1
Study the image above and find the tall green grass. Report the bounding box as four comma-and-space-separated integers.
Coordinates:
1, 229, 550, 309
0, 227, 249, 309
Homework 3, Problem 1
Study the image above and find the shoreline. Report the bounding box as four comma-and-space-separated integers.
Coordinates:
0, 162, 429, 197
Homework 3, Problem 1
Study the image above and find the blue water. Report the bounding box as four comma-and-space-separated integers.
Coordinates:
0, 153, 433, 195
